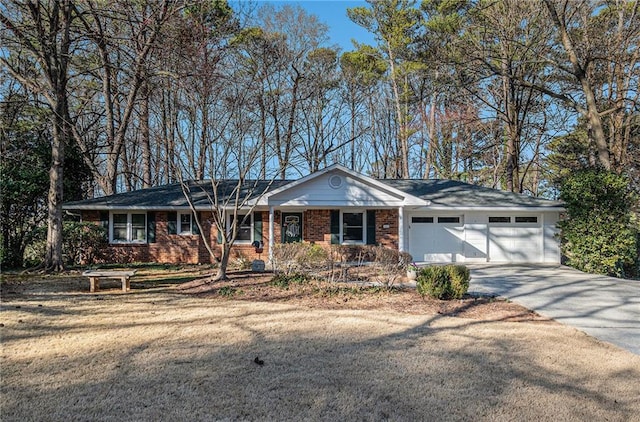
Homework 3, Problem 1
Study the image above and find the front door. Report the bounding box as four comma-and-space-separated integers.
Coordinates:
282, 212, 303, 243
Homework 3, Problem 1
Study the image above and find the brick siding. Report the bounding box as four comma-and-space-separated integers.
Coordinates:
303, 210, 332, 245
375, 209, 399, 249
82, 208, 399, 265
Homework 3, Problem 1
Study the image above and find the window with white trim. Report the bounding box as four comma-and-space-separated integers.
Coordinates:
342, 212, 365, 243
110, 212, 146, 243
178, 212, 193, 235
229, 213, 252, 243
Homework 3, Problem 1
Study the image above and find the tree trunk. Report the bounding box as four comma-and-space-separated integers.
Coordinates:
544, 0, 610, 170
45, 110, 66, 272
386, 43, 409, 179
425, 91, 437, 179
280, 67, 301, 179
503, 68, 519, 193
141, 80, 152, 188
213, 244, 231, 281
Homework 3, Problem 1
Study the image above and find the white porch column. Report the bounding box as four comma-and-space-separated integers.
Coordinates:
398, 206, 405, 252
268, 206, 275, 263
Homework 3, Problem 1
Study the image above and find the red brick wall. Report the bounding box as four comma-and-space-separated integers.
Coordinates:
149, 211, 200, 263
82, 210, 201, 264
81, 208, 400, 264
375, 209, 399, 249
303, 210, 331, 245
273, 210, 281, 244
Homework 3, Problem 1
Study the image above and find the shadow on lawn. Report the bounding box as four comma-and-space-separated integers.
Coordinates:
2, 296, 639, 421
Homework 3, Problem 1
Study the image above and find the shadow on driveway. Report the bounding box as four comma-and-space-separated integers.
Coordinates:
468, 264, 640, 355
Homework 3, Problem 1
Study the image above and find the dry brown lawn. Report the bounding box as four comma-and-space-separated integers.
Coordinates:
1, 267, 639, 421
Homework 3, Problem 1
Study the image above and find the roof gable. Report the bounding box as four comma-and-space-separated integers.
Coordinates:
258, 164, 427, 207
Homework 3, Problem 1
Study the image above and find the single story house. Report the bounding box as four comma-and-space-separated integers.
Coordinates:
63, 164, 564, 264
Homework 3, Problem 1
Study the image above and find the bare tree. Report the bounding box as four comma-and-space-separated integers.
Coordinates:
70, 0, 177, 195
174, 69, 283, 281
348, 0, 423, 178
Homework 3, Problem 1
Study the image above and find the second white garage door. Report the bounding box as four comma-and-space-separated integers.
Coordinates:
488, 216, 542, 262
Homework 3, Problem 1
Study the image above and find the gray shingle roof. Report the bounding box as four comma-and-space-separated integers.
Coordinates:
63, 180, 293, 210
381, 179, 563, 208
63, 177, 563, 210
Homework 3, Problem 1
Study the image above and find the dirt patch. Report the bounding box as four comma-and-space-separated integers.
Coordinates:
2, 267, 638, 421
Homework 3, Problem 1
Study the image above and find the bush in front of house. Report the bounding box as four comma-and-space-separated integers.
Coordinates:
270, 272, 312, 288
272, 242, 330, 275
24, 221, 107, 267
416, 265, 470, 300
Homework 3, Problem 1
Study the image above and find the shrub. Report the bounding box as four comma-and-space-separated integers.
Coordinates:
270, 272, 312, 288
23, 221, 107, 267
272, 242, 329, 275
416, 264, 470, 300
371, 246, 412, 287
63, 221, 108, 266
559, 169, 638, 278
218, 286, 242, 297
448, 265, 470, 298
232, 251, 252, 270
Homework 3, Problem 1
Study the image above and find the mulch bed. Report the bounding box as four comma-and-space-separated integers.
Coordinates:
177, 270, 552, 323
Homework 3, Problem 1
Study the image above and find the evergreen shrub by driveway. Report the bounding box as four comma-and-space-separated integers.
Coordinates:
416, 265, 470, 300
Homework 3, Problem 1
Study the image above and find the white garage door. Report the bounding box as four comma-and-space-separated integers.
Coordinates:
409, 216, 464, 262
488, 216, 542, 262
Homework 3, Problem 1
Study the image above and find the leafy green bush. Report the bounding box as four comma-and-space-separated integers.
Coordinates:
23, 221, 107, 267
63, 222, 108, 266
559, 169, 638, 278
416, 265, 470, 300
448, 265, 470, 298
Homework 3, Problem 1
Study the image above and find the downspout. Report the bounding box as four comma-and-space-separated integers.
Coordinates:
268, 206, 275, 266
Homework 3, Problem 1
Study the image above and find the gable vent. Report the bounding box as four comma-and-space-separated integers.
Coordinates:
328, 175, 343, 189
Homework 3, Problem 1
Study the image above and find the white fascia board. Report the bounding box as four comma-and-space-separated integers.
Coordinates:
63, 205, 260, 212
268, 200, 407, 207
417, 206, 566, 212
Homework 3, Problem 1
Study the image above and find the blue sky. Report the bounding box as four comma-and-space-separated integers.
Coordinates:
251, 0, 376, 51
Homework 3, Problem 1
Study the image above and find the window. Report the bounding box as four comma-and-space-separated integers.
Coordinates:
343, 212, 364, 242
111, 212, 146, 243
438, 216, 460, 224
412, 217, 434, 223
515, 216, 538, 223
112, 214, 128, 242
489, 216, 511, 223
178, 213, 192, 235
229, 213, 252, 242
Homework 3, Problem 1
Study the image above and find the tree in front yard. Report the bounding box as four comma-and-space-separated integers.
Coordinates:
559, 169, 638, 278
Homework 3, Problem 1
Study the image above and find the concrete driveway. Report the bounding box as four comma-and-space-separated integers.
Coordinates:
468, 264, 640, 355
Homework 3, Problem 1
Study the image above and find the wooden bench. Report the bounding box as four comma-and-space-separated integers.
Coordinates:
82, 270, 137, 293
